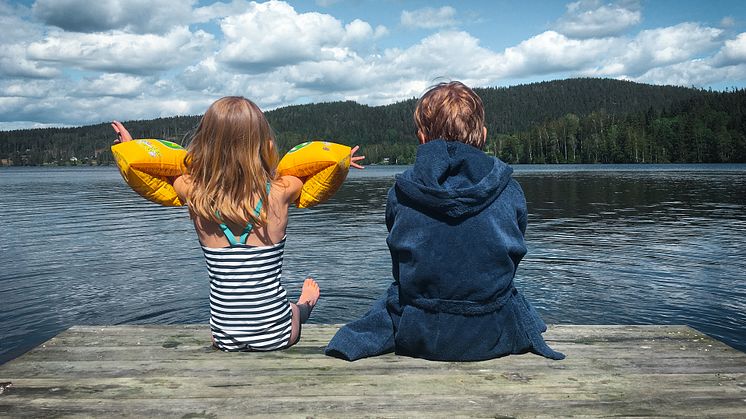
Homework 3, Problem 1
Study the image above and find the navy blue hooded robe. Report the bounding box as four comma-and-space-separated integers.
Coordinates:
325, 140, 565, 361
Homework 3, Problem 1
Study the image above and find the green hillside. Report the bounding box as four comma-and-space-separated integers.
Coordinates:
1, 78, 744, 165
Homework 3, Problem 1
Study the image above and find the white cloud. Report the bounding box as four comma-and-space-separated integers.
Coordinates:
599, 23, 723, 76
75, 73, 148, 97
388, 31, 499, 82
27, 26, 214, 74
1, 1, 36, 42
179, 58, 224, 93
0, 2, 59, 78
178, 57, 312, 109
192, 0, 255, 23
635, 60, 746, 87
401, 22, 723, 85
0, 44, 61, 78
0, 121, 75, 130
720, 16, 736, 28
284, 56, 372, 91
315, 0, 341, 7
217, 1, 383, 73
184, 29, 492, 108
554, 0, 641, 39
495, 30, 619, 78
0, 79, 57, 99
0, 76, 207, 128
713, 32, 746, 67
400, 6, 458, 30
0, 79, 85, 125
32, 0, 195, 34
343, 19, 388, 45
344, 79, 429, 105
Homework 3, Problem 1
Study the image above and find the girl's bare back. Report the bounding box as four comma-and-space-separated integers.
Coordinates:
175, 175, 302, 248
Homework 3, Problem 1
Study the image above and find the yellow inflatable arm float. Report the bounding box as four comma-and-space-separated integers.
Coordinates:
277, 141, 351, 208
112, 140, 351, 208
111, 139, 187, 206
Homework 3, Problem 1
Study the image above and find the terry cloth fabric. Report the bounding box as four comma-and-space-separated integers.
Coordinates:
325, 139, 565, 361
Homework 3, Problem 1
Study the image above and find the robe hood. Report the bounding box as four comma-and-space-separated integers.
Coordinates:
394, 139, 513, 219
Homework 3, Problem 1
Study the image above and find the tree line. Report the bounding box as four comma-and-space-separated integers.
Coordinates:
1, 78, 744, 166
491, 90, 746, 164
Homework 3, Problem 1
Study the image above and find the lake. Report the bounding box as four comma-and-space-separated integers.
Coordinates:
1, 164, 745, 364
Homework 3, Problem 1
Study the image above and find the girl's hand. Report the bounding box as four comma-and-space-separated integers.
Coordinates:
350, 145, 365, 169
111, 120, 133, 144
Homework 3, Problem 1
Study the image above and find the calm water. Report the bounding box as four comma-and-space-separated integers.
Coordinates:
1, 164, 745, 364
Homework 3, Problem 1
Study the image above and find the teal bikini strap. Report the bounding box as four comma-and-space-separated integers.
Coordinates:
218, 182, 271, 245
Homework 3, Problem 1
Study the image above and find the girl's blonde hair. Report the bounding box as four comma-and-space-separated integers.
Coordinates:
185, 96, 279, 228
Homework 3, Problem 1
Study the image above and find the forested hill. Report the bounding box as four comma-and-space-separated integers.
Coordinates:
1, 78, 744, 165
482, 78, 704, 132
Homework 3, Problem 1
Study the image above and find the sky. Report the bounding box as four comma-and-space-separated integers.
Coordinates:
1, 0, 746, 130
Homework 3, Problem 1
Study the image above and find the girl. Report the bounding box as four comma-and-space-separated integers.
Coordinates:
112, 96, 364, 351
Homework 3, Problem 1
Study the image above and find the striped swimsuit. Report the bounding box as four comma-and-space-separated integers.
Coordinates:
202, 185, 293, 351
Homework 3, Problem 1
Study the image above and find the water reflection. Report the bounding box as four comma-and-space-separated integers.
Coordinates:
517, 171, 746, 349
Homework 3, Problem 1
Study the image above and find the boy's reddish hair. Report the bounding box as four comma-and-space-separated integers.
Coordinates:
414, 81, 485, 148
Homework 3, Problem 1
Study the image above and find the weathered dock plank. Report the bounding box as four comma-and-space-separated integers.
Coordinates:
1, 325, 745, 418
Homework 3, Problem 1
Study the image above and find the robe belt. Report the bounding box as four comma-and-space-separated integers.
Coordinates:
406, 286, 518, 315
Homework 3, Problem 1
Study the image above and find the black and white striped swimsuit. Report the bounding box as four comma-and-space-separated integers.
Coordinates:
202, 184, 292, 351
202, 237, 292, 351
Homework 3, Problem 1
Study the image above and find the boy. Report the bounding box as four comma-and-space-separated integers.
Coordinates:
326, 81, 564, 361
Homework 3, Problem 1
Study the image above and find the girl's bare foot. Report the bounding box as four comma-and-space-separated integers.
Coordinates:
287, 278, 320, 346
294, 278, 319, 324
298, 277, 320, 308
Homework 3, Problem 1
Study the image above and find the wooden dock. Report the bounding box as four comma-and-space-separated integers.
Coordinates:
1, 325, 745, 417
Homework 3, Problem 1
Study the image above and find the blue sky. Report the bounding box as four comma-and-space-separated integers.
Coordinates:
1, 0, 745, 130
